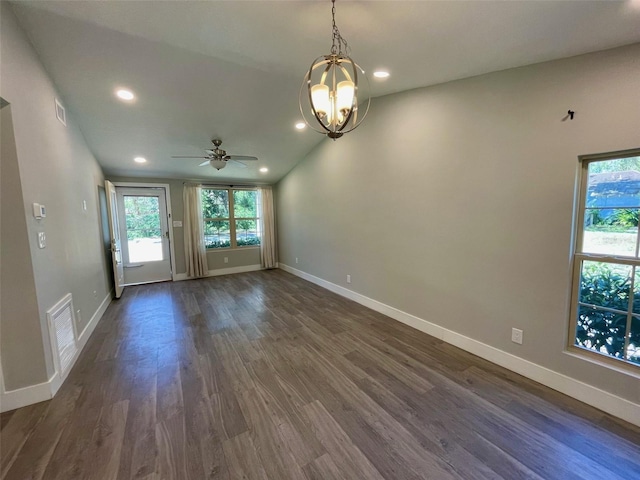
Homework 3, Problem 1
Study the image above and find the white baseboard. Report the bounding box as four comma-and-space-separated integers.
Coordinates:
174, 264, 263, 282
279, 263, 640, 428
0, 372, 60, 413
0, 292, 112, 413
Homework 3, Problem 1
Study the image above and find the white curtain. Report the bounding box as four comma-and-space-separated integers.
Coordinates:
183, 184, 209, 278
259, 186, 277, 269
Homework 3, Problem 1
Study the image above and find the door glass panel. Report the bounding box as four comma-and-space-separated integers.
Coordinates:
629, 316, 640, 364
124, 195, 163, 262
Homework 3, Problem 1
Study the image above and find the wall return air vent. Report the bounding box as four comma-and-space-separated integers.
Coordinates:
46, 293, 78, 380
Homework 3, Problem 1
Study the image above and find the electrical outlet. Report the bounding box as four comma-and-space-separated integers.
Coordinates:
295, 257, 299, 264
93, 290, 97, 299
347, 274, 351, 284
512, 328, 523, 345
224, 257, 229, 264
76, 309, 82, 325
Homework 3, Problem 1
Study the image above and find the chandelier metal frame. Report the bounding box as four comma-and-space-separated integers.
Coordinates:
299, 0, 370, 139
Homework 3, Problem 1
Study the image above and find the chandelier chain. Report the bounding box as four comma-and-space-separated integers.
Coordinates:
330, 0, 350, 56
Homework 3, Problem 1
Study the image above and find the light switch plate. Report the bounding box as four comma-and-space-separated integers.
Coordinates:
172, 220, 183, 227
37, 231, 46, 248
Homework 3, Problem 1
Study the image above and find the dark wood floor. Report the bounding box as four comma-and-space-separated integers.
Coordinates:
2, 270, 639, 479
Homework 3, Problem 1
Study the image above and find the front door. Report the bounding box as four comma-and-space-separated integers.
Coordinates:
116, 187, 172, 285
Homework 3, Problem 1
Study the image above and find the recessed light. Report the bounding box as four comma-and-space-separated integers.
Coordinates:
373, 71, 390, 79
259, 167, 269, 173
295, 122, 306, 130
116, 89, 135, 101
134, 156, 147, 163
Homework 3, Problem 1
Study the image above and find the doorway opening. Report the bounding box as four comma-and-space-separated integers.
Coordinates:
112, 183, 175, 287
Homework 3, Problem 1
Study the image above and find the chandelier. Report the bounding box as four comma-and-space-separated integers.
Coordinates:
299, 0, 370, 139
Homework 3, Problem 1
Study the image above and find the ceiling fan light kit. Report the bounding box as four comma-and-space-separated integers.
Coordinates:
299, 0, 370, 139
171, 139, 258, 171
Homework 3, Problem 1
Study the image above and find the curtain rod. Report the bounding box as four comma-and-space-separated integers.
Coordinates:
183, 182, 270, 189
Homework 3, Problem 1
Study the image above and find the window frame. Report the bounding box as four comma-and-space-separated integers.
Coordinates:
568, 148, 640, 372
201, 187, 260, 250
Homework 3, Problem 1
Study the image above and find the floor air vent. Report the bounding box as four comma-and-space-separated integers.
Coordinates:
47, 293, 78, 379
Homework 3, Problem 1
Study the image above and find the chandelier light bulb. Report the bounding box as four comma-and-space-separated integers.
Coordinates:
311, 84, 330, 117
336, 80, 355, 113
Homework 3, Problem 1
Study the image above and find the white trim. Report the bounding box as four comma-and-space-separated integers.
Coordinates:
174, 264, 263, 282
111, 182, 177, 282
0, 373, 60, 413
279, 263, 640, 427
0, 292, 112, 412
78, 292, 112, 346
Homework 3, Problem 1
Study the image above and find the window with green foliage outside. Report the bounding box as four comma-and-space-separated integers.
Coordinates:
572, 153, 640, 366
202, 188, 260, 249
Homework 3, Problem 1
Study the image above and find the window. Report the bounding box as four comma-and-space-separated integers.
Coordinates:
570, 150, 640, 367
202, 188, 260, 249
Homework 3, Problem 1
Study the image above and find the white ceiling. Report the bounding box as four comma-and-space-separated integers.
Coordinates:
10, 0, 640, 183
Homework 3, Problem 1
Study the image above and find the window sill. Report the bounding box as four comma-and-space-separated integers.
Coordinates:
564, 345, 640, 380
205, 246, 260, 252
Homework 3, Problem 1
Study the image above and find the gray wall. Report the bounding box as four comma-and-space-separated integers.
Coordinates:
106, 177, 261, 275
1, 3, 110, 389
276, 44, 640, 404
1, 105, 48, 390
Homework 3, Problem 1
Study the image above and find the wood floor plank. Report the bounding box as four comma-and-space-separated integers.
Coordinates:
2, 270, 638, 480
222, 431, 269, 480
245, 361, 325, 466
87, 400, 129, 480
0, 410, 16, 432
155, 414, 187, 480
0, 400, 49, 477
425, 386, 628, 480
3, 385, 83, 480
462, 365, 640, 473
352, 375, 503, 480
302, 453, 346, 480
301, 401, 385, 480
236, 388, 307, 479
297, 345, 462, 480
116, 357, 157, 480
211, 332, 254, 393
179, 356, 222, 479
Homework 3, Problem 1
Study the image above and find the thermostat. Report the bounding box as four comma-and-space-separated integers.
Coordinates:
33, 203, 46, 219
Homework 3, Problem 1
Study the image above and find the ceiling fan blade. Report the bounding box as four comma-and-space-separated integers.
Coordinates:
226, 155, 258, 161
172, 155, 209, 159
198, 160, 211, 166
228, 159, 248, 168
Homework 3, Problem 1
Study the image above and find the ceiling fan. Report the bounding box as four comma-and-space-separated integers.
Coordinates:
172, 139, 258, 171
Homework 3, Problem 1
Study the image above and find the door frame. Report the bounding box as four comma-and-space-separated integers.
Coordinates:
105, 180, 125, 298
112, 182, 177, 282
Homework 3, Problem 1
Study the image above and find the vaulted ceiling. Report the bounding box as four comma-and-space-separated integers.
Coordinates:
10, 0, 640, 183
